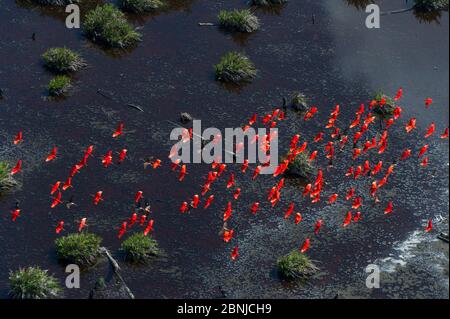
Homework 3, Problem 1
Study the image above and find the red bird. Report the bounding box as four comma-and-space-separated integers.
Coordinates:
179, 164, 187, 181
440, 127, 449, 139
249, 113, 257, 126
180, 202, 189, 213
371, 161, 383, 176
425, 219, 433, 233
11, 209, 21, 222
250, 202, 260, 215
55, 221, 64, 234
314, 132, 324, 143
223, 202, 232, 221
223, 229, 234, 243
50, 181, 61, 195
401, 149, 411, 161
191, 194, 200, 209
118, 149, 127, 163
352, 197, 362, 210
394, 88, 403, 101
62, 177, 72, 191
241, 159, 249, 174
143, 220, 154, 236
118, 222, 127, 239
10, 160, 22, 175
51, 192, 62, 208
424, 123, 435, 138
345, 187, 355, 201
424, 98, 433, 108
328, 194, 338, 204
304, 107, 318, 121
405, 118, 416, 133
78, 218, 87, 232
102, 151, 113, 167
284, 203, 295, 219
420, 157, 429, 167
308, 151, 318, 162
135, 191, 143, 203
112, 122, 124, 138
314, 219, 323, 235
204, 195, 214, 209
13, 131, 23, 145
233, 188, 241, 200
231, 246, 239, 260
418, 145, 429, 158
226, 173, 235, 189
353, 212, 362, 222
384, 201, 393, 215
343, 211, 352, 227
300, 238, 310, 253
93, 191, 103, 205
45, 147, 58, 162
295, 213, 302, 225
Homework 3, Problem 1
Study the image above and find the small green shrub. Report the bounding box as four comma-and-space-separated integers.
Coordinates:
31, 0, 81, 6
251, 0, 288, 6
42, 47, 85, 73
84, 4, 142, 48
284, 152, 315, 179
9, 267, 61, 299
55, 233, 102, 267
290, 92, 309, 112
277, 251, 318, 280
0, 161, 18, 194
121, 233, 160, 263
215, 52, 257, 84
48, 75, 71, 96
372, 92, 396, 116
414, 0, 448, 11
119, 0, 165, 13
218, 9, 260, 33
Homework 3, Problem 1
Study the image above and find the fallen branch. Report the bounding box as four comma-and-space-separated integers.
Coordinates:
198, 22, 216, 26
127, 103, 144, 112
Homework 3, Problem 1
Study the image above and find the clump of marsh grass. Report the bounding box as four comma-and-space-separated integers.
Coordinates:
42, 47, 85, 73
48, 75, 71, 97
290, 92, 309, 112
84, 4, 142, 48
55, 233, 102, 268
119, 0, 165, 13
121, 233, 160, 263
0, 162, 19, 195
251, 0, 288, 6
218, 9, 260, 33
215, 52, 257, 84
414, 0, 448, 11
284, 152, 316, 179
31, 0, 81, 6
9, 267, 61, 299
277, 251, 319, 280
372, 92, 396, 117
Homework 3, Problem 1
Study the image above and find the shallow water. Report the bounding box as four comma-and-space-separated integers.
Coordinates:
0, 0, 448, 299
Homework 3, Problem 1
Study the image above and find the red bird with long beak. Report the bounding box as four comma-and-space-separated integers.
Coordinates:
62, 177, 72, 191
191, 194, 200, 209
112, 122, 124, 138
233, 188, 241, 200
328, 194, 338, 204
295, 213, 302, 225
223, 229, 234, 243
223, 202, 232, 221
284, 203, 295, 219
420, 157, 429, 167
300, 238, 311, 253
418, 145, 429, 158
425, 98, 433, 109
93, 191, 103, 205
13, 131, 23, 145
50, 181, 61, 195
304, 107, 318, 121
180, 202, 189, 213
384, 201, 393, 215
394, 88, 403, 101
345, 187, 355, 201
425, 123, 435, 138
45, 147, 58, 162
226, 173, 235, 189
118, 222, 127, 239
250, 202, 260, 215
10, 160, 22, 175
118, 149, 127, 163
179, 165, 187, 181
249, 113, 257, 126
55, 221, 64, 234
102, 151, 113, 168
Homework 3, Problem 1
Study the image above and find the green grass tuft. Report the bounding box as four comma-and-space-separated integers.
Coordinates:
48, 75, 71, 97
372, 92, 396, 116
9, 267, 61, 299
284, 152, 316, 179
277, 251, 319, 280
42, 47, 85, 73
414, 0, 448, 11
0, 161, 18, 195
215, 52, 257, 84
218, 9, 260, 33
119, 0, 165, 13
55, 233, 102, 268
31, 0, 81, 6
121, 233, 160, 263
290, 92, 309, 112
251, 0, 288, 6
84, 4, 142, 48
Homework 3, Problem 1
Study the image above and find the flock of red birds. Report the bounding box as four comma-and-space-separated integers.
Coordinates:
6, 88, 449, 261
